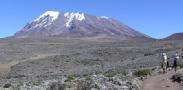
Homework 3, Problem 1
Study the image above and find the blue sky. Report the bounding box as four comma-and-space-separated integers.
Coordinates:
0, 0, 182, 39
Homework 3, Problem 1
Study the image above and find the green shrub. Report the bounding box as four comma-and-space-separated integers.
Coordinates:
133, 69, 151, 77
85, 75, 92, 81
46, 82, 66, 90
3, 83, 11, 88
179, 63, 183, 68
76, 80, 93, 90
64, 75, 75, 82
104, 69, 128, 77
31, 80, 42, 86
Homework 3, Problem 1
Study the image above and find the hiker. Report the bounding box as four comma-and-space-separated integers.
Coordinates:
166, 60, 170, 71
161, 53, 168, 73
173, 52, 179, 72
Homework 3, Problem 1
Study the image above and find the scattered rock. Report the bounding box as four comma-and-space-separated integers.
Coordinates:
0, 74, 142, 90
171, 73, 183, 83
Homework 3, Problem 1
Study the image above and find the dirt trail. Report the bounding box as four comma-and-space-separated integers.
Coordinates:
142, 70, 182, 90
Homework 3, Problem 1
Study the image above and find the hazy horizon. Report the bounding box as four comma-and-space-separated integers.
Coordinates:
0, 0, 182, 39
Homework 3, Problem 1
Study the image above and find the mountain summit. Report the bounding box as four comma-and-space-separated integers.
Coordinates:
14, 11, 149, 39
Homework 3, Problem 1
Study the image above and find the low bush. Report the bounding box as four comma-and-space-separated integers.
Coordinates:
104, 69, 128, 77
46, 82, 66, 90
31, 80, 42, 86
179, 63, 183, 68
84, 75, 92, 81
3, 83, 12, 88
133, 69, 152, 77
76, 80, 93, 90
64, 75, 75, 82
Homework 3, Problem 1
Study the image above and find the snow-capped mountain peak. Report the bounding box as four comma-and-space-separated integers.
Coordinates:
14, 11, 149, 39
100, 16, 109, 19
34, 11, 60, 22
24, 11, 61, 29
64, 12, 85, 27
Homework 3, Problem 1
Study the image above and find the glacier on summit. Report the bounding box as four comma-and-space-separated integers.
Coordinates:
64, 12, 85, 27
34, 11, 60, 22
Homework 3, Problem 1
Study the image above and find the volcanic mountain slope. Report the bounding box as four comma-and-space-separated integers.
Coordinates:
14, 11, 149, 39
165, 33, 183, 40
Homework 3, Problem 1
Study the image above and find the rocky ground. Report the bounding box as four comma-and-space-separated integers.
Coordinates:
0, 69, 143, 90
0, 38, 183, 90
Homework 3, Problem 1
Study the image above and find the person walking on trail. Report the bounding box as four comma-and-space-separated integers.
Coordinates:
173, 52, 179, 72
166, 59, 170, 71
161, 53, 168, 73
